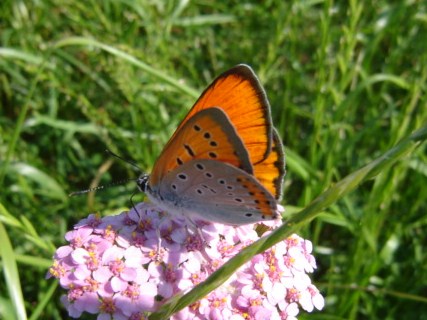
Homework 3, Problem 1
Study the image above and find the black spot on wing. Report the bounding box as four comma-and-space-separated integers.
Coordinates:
184, 144, 195, 157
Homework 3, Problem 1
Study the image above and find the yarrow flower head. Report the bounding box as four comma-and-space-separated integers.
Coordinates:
48, 202, 324, 319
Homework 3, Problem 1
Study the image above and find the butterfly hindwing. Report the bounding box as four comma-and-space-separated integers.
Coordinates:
253, 128, 286, 200
156, 159, 279, 225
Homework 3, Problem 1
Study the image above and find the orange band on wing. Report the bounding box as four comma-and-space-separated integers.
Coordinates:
253, 128, 285, 200
175, 65, 273, 165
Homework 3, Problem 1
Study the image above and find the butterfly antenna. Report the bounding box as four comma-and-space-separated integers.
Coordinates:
69, 178, 136, 197
105, 149, 142, 170
69, 150, 144, 197
130, 189, 139, 211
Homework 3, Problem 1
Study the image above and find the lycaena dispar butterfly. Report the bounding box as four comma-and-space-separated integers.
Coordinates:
137, 64, 285, 225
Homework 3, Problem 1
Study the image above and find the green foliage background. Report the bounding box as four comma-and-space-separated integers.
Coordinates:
1, 0, 426, 319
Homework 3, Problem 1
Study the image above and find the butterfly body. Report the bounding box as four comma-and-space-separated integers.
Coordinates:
138, 65, 285, 226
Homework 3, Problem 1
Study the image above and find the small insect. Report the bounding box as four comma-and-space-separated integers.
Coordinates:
137, 64, 285, 225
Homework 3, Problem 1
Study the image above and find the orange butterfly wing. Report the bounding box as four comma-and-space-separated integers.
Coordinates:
173, 64, 273, 165
150, 64, 285, 201
253, 128, 285, 200
149, 107, 253, 186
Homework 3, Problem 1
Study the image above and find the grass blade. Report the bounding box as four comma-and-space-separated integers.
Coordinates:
0, 220, 27, 320
149, 124, 427, 319
54, 37, 199, 98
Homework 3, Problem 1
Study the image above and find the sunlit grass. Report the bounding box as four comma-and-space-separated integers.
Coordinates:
1, 0, 426, 319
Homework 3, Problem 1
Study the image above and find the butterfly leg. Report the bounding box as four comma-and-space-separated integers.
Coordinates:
184, 217, 211, 249
155, 227, 163, 258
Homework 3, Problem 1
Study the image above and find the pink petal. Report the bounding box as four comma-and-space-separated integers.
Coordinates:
299, 290, 314, 312
312, 290, 325, 310
147, 262, 161, 278
97, 314, 111, 320
55, 246, 73, 258
158, 282, 174, 298
116, 234, 130, 248
124, 247, 144, 267
285, 302, 299, 316
121, 267, 137, 281
71, 248, 89, 264
74, 265, 91, 280
94, 239, 113, 254
253, 307, 272, 320
241, 286, 259, 299
303, 239, 313, 253
102, 245, 124, 263
274, 242, 288, 257
177, 278, 193, 291
74, 292, 101, 314
64, 230, 78, 241
170, 227, 187, 243
136, 282, 158, 310
293, 273, 311, 291
93, 266, 112, 282
98, 281, 114, 297
133, 267, 150, 285
111, 276, 128, 292
267, 282, 286, 306
236, 295, 249, 308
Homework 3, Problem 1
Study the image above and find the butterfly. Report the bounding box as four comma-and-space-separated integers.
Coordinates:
137, 64, 285, 225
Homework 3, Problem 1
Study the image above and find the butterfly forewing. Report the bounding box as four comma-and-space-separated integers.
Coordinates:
150, 107, 253, 186
156, 159, 280, 225
172, 65, 273, 165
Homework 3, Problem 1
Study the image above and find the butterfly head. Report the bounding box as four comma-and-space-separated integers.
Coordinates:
136, 174, 150, 193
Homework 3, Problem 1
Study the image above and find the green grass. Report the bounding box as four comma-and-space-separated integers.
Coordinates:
1, 0, 427, 319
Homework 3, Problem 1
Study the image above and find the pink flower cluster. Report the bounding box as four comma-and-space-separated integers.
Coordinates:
48, 202, 324, 319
